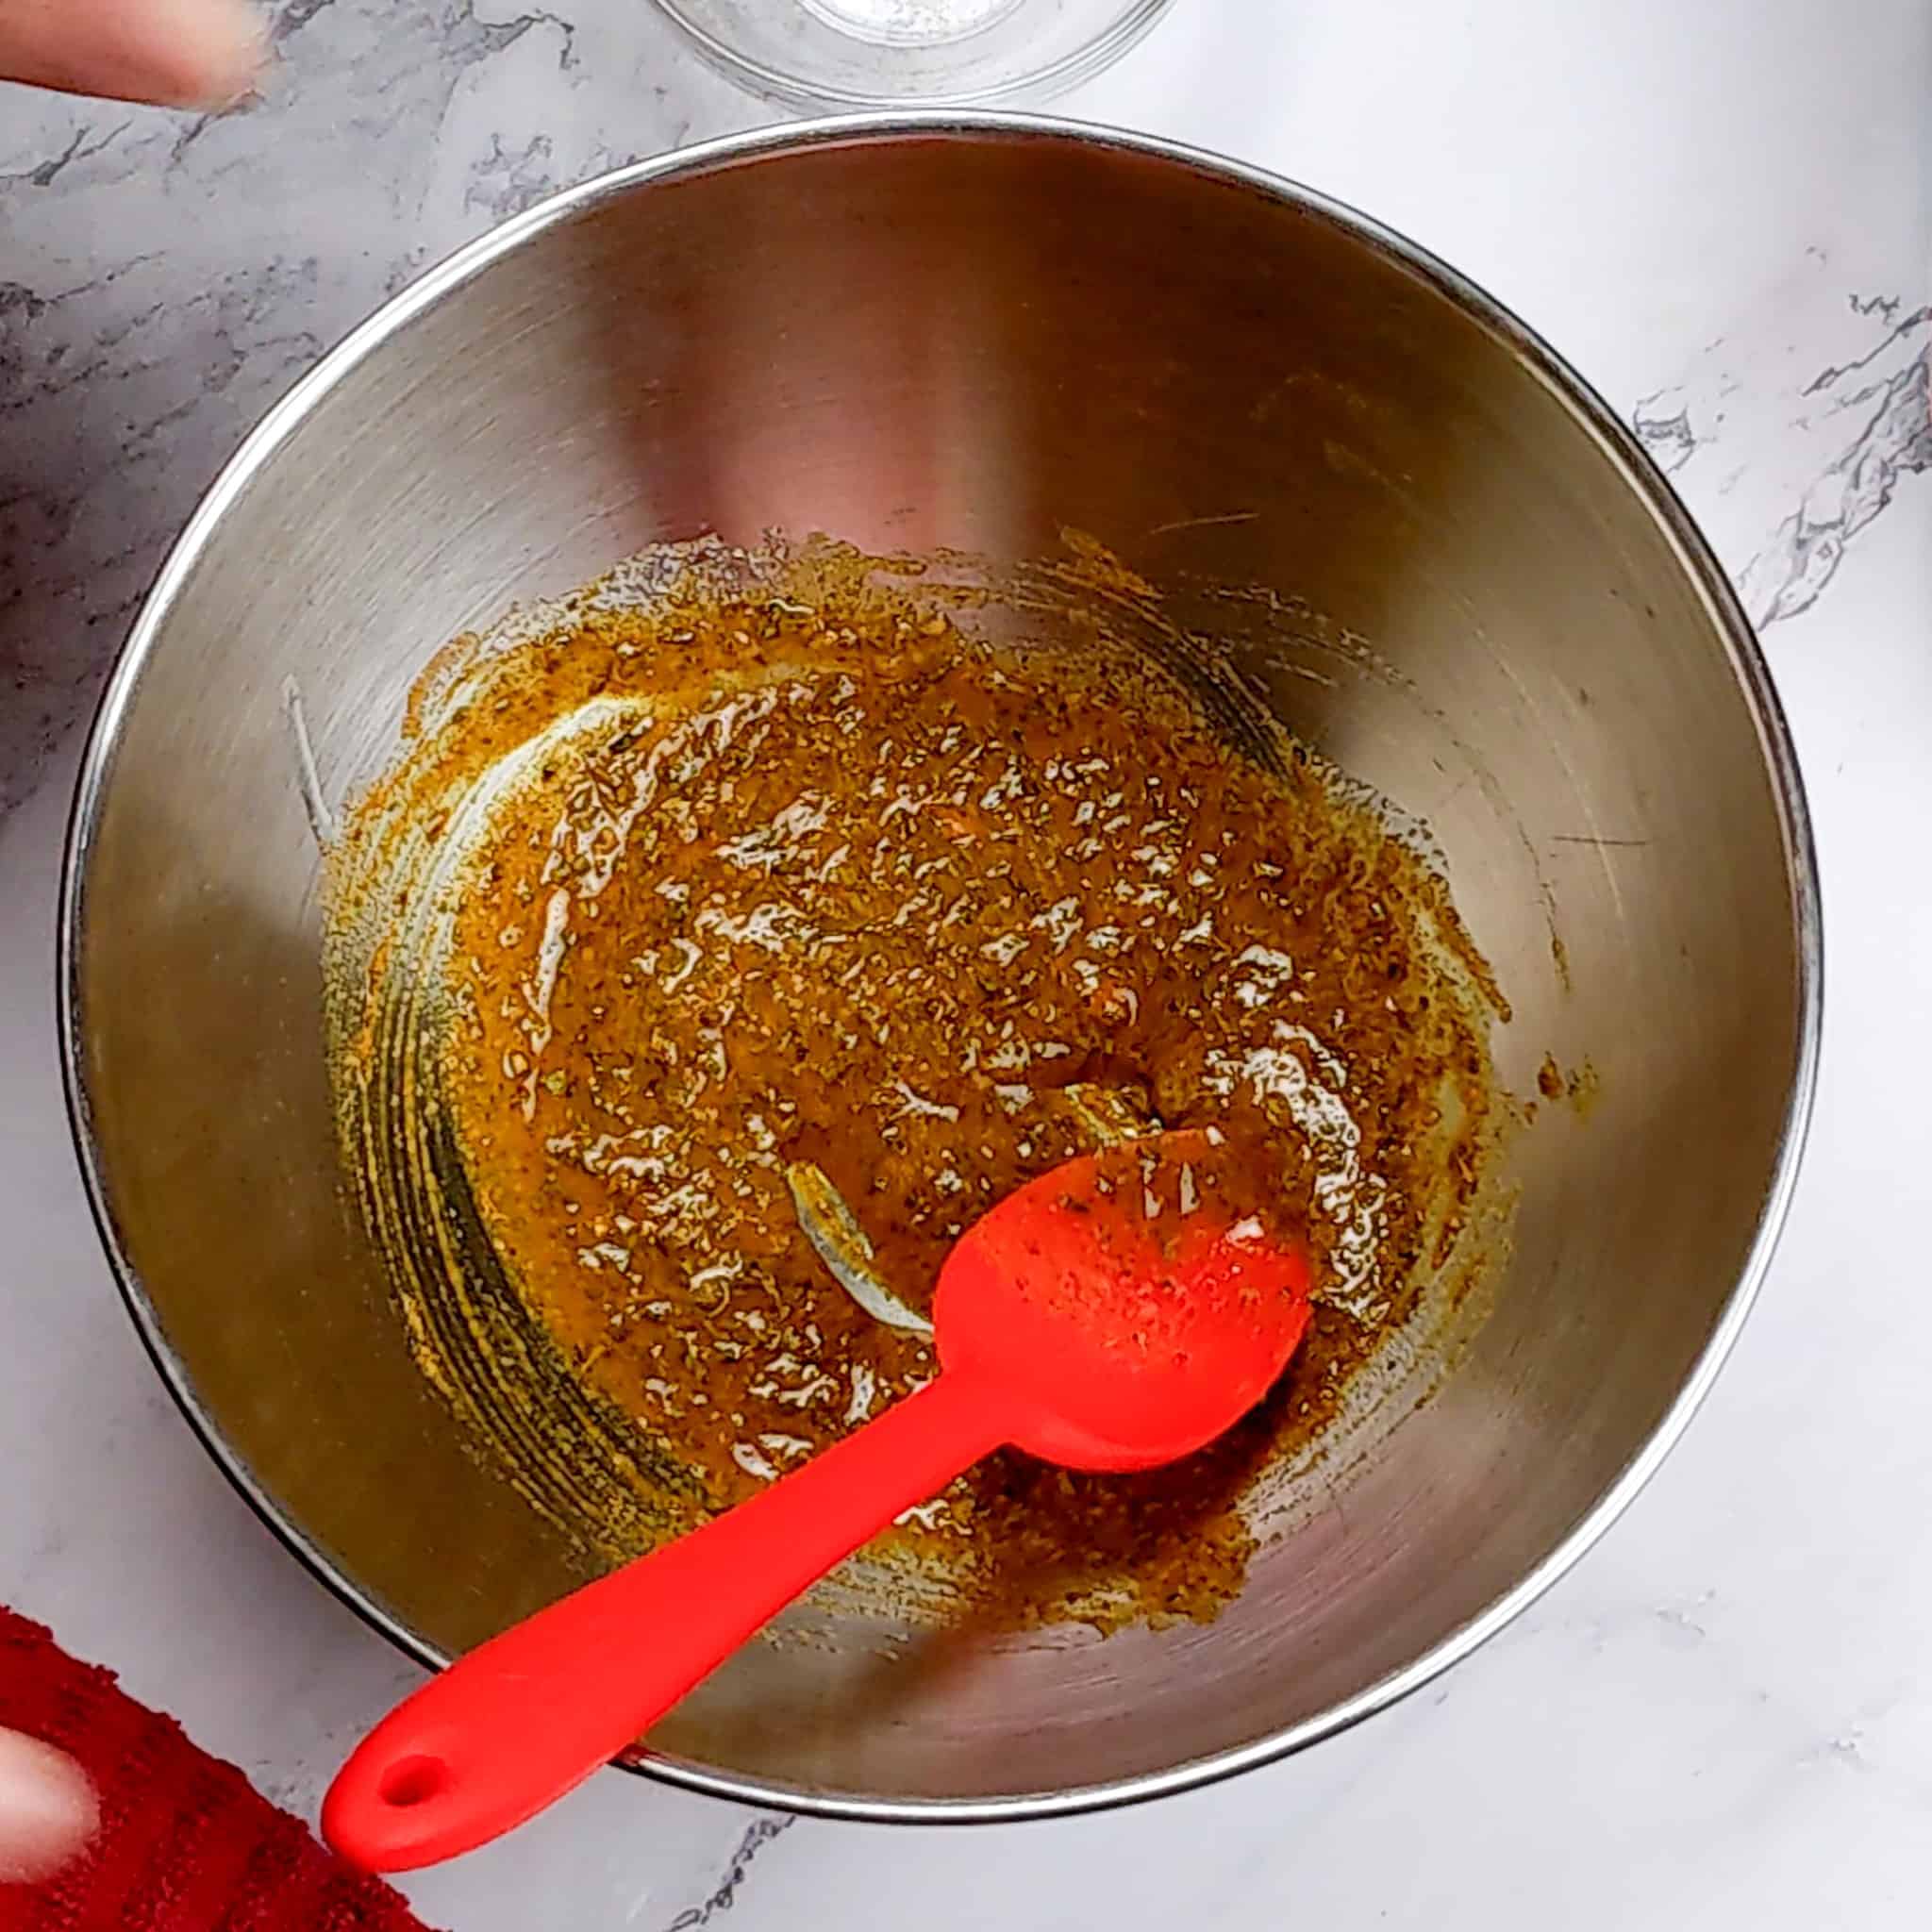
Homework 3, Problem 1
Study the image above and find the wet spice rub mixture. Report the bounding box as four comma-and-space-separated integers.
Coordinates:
352, 552, 1503, 1630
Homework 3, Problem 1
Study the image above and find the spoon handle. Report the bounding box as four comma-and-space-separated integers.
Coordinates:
322, 1369, 1008, 1874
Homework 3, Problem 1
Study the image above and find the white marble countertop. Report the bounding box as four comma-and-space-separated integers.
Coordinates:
4, 2, 1929, 1924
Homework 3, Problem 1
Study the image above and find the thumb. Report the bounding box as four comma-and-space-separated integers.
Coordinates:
0, 0, 267, 108
0, 1728, 97, 1886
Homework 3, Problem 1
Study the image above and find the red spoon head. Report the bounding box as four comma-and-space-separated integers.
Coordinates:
932, 1128, 1313, 1473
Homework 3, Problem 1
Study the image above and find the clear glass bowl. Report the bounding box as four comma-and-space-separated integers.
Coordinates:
648, 0, 1177, 109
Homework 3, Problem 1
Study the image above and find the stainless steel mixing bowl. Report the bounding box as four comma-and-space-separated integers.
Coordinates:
61, 116, 1820, 1820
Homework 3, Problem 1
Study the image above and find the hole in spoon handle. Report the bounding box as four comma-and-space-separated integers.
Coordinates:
377, 1755, 450, 1810
325, 1370, 1014, 1873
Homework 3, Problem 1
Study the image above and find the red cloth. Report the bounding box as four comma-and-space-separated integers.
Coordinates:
0, 1608, 437, 1931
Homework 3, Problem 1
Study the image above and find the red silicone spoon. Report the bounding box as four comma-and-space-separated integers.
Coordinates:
324, 1127, 1311, 1874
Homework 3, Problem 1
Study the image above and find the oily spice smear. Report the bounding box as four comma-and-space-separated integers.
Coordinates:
327, 541, 1505, 1633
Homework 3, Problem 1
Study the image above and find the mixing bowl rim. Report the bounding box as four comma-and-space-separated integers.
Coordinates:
58, 109, 1824, 1825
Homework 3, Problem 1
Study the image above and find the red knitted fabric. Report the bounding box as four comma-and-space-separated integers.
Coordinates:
0, 1608, 437, 1931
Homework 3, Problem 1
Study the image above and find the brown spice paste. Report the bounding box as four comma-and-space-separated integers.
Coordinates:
385, 565, 1502, 1632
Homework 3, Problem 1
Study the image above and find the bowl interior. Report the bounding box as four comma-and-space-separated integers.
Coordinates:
68, 125, 1812, 1813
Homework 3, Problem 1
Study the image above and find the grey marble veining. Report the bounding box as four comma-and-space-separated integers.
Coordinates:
0, 0, 759, 815
1634, 280, 1932, 630
660, 1816, 794, 1930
